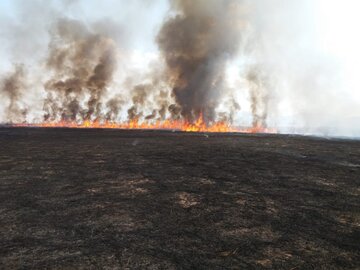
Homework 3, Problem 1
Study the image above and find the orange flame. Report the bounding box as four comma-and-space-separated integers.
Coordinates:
14, 115, 276, 133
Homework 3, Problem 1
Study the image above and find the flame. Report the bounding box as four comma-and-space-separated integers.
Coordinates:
14, 114, 276, 133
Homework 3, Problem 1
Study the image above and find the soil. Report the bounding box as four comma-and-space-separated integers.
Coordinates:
0, 127, 359, 269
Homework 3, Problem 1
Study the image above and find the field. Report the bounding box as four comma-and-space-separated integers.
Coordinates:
0, 127, 359, 269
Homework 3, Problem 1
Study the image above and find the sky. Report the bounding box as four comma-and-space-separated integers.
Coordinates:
0, 0, 169, 62
0, 0, 360, 136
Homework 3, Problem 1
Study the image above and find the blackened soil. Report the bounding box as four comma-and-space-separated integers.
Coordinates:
0, 127, 359, 269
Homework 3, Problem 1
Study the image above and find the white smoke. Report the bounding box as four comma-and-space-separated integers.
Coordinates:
224, 0, 360, 136
0, 0, 359, 137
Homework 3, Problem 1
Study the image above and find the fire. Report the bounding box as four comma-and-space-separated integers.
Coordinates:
15, 115, 276, 133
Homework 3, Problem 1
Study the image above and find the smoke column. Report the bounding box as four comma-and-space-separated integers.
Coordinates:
44, 18, 117, 122
157, 0, 244, 123
0, 0, 359, 136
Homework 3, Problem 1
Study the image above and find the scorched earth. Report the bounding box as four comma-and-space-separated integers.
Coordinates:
0, 127, 359, 269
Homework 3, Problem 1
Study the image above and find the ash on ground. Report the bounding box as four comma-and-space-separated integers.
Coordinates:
0, 128, 359, 269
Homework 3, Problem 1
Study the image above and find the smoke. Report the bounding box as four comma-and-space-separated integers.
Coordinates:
0, 0, 359, 136
105, 95, 124, 121
246, 67, 269, 128
0, 65, 27, 123
157, 0, 244, 122
43, 18, 117, 122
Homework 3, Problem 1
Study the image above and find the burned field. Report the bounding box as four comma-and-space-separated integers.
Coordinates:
0, 128, 359, 269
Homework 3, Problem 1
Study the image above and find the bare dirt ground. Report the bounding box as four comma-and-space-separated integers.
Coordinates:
0, 127, 359, 269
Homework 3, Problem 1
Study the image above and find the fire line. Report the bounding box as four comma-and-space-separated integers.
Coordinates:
15, 115, 276, 133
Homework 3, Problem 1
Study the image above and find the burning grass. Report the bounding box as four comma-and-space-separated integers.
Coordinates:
14, 114, 276, 133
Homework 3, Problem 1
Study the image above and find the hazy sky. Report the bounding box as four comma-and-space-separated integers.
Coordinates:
0, 0, 359, 136
0, 0, 169, 62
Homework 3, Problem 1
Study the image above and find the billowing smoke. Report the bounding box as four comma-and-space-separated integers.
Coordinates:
0, 0, 360, 136
105, 95, 123, 121
126, 70, 175, 121
157, 0, 244, 122
43, 18, 117, 122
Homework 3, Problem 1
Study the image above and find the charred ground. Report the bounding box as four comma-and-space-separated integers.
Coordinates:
0, 128, 359, 269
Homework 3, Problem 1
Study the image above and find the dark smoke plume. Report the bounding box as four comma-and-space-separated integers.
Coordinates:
127, 84, 148, 120
157, 0, 244, 123
44, 18, 117, 122
105, 95, 124, 121
127, 67, 178, 122
0, 65, 26, 123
